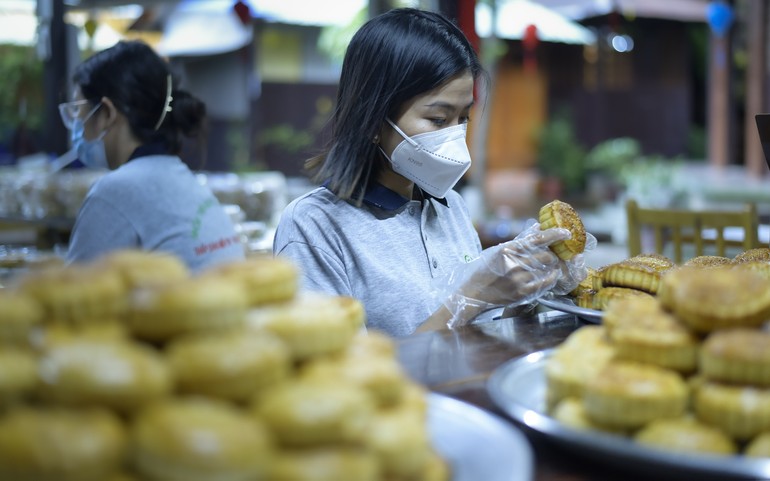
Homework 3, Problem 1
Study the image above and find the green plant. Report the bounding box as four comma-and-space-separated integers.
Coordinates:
584, 137, 642, 180
257, 124, 314, 155
0, 45, 44, 141
619, 154, 683, 192
585, 137, 682, 190
535, 110, 586, 194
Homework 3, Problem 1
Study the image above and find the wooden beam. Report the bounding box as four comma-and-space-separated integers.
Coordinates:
744, 0, 768, 177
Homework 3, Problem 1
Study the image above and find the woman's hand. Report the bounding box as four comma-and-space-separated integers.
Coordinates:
434, 222, 588, 329
464, 227, 567, 299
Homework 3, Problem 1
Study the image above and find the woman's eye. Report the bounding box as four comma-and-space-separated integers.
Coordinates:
429, 118, 447, 126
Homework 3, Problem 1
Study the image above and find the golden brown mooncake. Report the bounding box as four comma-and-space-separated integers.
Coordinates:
300, 354, 406, 408
600, 260, 668, 294
364, 404, 433, 479
247, 293, 364, 361
693, 380, 770, 441
545, 326, 616, 409
92, 249, 190, 290
592, 266, 607, 290
592, 286, 654, 311
634, 417, 737, 455
15, 264, 128, 327
0, 347, 38, 409
732, 260, 770, 281
700, 328, 770, 386
734, 247, 770, 264
126, 276, 248, 342
570, 267, 598, 297
252, 378, 374, 447
167, 328, 291, 403
629, 253, 676, 271
0, 290, 43, 347
30, 322, 128, 352
267, 447, 380, 481
683, 255, 733, 269
582, 360, 688, 429
36, 339, 172, 413
0, 406, 127, 481
657, 265, 770, 333
603, 296, 698, 373
131, 397, 272, 481
199, 255, 298, 307
551, 397, 628, 435
575, 289, 597, 309
538, 199, 587, 260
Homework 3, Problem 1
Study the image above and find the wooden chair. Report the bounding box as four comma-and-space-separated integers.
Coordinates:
625, 198, 760, 263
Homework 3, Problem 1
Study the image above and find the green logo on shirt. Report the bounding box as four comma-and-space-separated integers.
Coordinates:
464, 254, 473, 263
191, 198, 216, 239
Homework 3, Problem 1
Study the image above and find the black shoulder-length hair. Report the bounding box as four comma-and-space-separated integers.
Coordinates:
307, 7, 485, 203
74, 40, 206, 156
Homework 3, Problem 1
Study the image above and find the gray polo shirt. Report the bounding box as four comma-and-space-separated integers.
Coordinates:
273, 184, 482, 337
67, 155, 245, 272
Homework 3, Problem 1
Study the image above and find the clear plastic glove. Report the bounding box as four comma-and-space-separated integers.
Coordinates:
551, 231, 597, 295
436, 221, 582, 329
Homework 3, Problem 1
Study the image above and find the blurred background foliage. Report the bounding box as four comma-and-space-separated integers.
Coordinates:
0, 44, 44, 141
535, 108, 586, 195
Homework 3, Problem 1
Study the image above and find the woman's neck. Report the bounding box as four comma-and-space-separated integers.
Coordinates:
377, 168, 415, 200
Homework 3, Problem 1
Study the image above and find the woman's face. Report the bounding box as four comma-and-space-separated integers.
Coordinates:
379, 71, 475, 159
72, 88, 105, 141
70, 87, 123, 169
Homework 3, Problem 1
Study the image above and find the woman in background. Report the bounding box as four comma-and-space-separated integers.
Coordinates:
61, 40, 244, 271
274, 8, 581, 337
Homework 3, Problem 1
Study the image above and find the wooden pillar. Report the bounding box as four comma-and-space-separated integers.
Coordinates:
707, 31, 732, 168
40, 0, 69, 156
743, 1, 768, 176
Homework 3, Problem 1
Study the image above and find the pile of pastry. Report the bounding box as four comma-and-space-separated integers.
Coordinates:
0, 250, 447, 481
569, 253, 672, 310
546, 248, 770, 456
570, 248, 770, 312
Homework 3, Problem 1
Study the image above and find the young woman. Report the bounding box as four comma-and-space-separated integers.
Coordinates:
62, 40, 244, 271
274, 8, 580, 337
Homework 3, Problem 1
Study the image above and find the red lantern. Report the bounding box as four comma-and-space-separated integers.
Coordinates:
233, 1, 251, 26
522, 24, 539, 73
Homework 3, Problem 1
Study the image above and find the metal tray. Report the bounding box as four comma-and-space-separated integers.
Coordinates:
428, 393, 533, 481
537, 294, 602, 323
487, 350, 770, 480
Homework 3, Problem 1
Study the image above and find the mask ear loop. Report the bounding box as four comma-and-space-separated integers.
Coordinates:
153, 74, 173, 131
386, 118, 421, 150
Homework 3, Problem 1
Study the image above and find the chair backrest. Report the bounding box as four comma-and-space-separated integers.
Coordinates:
625, 198, 760, 263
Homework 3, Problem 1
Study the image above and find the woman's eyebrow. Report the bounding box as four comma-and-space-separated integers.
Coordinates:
422, 100, 475, 111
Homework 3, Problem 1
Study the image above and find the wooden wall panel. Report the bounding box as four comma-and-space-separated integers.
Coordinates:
485, 65, 546, 171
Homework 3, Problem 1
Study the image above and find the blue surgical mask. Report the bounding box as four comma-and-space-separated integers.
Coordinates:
70, 103, 109, 170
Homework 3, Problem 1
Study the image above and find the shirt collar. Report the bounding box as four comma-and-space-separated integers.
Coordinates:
128, 142, 170, 162
362, 182, 448, 211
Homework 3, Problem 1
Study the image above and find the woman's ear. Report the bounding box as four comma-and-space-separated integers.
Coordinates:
98, 96, 120, 129
377, 123, 389, 145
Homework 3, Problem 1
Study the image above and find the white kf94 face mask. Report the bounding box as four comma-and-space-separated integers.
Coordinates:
384, 118, 472, 198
